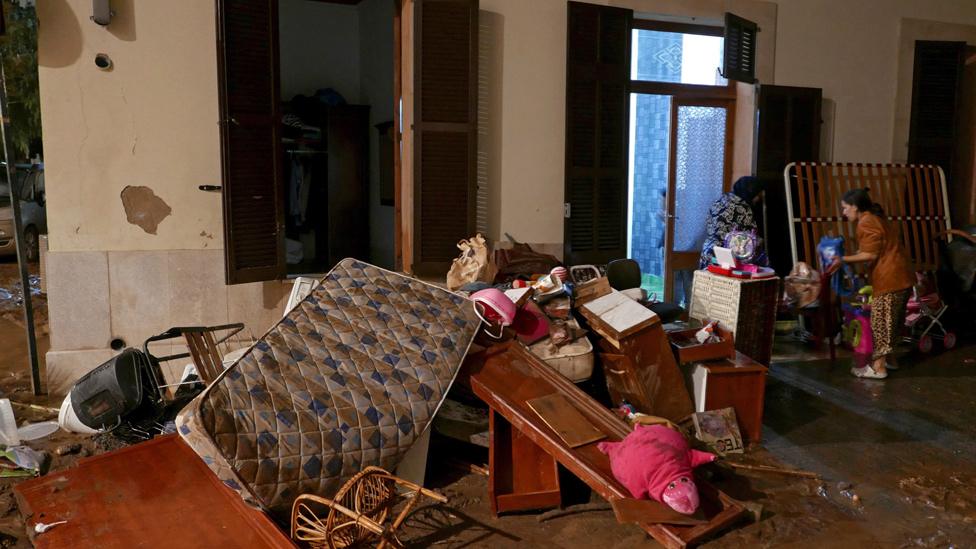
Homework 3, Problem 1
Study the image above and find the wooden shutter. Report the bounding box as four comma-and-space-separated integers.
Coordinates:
723, 12, 757, 84
412, 0, 478, 276
908, 41, 965, 181
217, 0, 284, 285
564, 1, 631, 265
755, 85, 822, 277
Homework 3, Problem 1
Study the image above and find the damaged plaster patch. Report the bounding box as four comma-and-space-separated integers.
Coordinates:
120, 186, 172, 235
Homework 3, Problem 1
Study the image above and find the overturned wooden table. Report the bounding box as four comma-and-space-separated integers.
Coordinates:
469, 342, 748, 548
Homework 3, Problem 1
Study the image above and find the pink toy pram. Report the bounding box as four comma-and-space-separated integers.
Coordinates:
905, 273, 956, 353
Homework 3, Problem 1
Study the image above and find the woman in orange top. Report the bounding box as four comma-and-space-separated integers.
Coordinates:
835, 188, 914, 379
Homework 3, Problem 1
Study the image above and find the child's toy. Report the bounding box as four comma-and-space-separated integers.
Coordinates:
597, 424, 716, 515
905, 272, 956, 352
818, 235, 859, 297
842, 286, 874, 355
471, 288, 516, 339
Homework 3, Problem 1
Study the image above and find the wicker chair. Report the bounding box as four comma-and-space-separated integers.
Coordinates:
290, 466, 447, 549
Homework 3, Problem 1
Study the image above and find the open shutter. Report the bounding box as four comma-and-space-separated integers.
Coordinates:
908, 41, 965, 180
412, 0, 478, 276
217, 0, 284, 285
564, 1, 631, 265
723, 12, 758, 84
755, 85, 822, 277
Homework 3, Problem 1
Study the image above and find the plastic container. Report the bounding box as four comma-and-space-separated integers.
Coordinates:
57, 394, 101, 435
18, 421, 60, 442
0, 399, 20, 446
527, 318, 594, 382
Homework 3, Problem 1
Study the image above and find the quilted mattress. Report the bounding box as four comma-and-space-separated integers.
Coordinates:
176, 259, 481, 518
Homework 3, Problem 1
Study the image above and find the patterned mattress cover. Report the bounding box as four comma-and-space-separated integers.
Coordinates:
176, 259, 481, 518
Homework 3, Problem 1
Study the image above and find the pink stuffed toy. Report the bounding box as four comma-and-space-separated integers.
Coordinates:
598, 424, 716, 514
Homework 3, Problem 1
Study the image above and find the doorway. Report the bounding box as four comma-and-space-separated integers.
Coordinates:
277, 0, 397, 274
626, 22, 734, 306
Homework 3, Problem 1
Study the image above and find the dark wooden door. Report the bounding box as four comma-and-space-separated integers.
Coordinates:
412, 0, 478, 276
217, 0, 285, 284
564, 1, 632, 266
755, 84, 822, 277
909, 41, 965, 175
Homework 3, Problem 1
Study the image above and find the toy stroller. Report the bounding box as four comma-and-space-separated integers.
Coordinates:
904, 272, 957, 352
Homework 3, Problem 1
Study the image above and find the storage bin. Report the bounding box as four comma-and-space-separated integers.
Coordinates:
669, 322, 735, 364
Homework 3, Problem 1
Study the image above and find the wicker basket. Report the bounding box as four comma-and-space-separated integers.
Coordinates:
689, 270, 781, 366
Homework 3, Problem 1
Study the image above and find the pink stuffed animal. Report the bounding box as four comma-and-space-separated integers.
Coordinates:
598, 424, 716, 514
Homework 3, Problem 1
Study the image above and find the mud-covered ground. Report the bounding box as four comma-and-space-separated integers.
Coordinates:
0, 259, 974, 547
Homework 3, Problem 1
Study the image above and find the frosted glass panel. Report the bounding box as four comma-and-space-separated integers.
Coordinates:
627, 93, 671, 298
673, 105, 727, 253
631, 29, 727, 86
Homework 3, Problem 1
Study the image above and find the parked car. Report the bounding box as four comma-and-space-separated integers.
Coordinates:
0, 163, 46, 262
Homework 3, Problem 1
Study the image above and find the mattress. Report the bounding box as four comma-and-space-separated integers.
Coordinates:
176, 259, 481, 518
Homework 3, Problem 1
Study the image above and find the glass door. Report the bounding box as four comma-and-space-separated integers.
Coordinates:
664, 98, 733, 306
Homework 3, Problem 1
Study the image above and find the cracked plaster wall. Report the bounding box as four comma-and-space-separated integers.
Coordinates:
37, 0, 222, 253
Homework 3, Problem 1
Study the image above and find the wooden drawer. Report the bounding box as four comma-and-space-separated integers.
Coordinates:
682, 353, 767, 443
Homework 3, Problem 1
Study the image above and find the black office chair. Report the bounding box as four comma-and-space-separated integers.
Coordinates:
605, 259, 683, 324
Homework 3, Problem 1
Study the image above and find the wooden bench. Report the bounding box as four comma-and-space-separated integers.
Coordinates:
469, 342, 748, 548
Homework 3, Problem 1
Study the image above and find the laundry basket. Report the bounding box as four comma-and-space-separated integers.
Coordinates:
688, 270, 780, 366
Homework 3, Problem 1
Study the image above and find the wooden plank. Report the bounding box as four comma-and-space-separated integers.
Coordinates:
527, 393, 607, 448
907, 165, 923, 269
796, 163, 812, 264
14, 435, 293, 548
468, 343, 748, 547
611, 497, 707, 526
919, 166, 935, 269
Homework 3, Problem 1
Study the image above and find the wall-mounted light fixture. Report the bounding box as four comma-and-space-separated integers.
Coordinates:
91, 0, 113, 26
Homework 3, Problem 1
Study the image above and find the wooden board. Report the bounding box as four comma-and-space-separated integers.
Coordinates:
14, 434, 293, 548
468, 342, 749, 548
611, 497, 708, 526
581, 291, 659, 340
527, 393, 606, 448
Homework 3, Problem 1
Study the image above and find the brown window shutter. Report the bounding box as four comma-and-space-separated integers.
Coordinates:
723, 13, 758, 84
564, 1, 631, 265
412, 0, 478, 277
908, 41, 965, 179
217, 0, 285, 285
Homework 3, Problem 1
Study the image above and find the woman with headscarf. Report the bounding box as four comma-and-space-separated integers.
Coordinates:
831, 187, 914, 379
698, 176, 766, 269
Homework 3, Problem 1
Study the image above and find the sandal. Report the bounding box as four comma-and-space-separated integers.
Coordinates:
851, 366, 887, 379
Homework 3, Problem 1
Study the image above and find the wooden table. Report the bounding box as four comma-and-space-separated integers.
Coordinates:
579, 291, 694, 421
14, 434, 294, 548
469, 342, 748, 548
